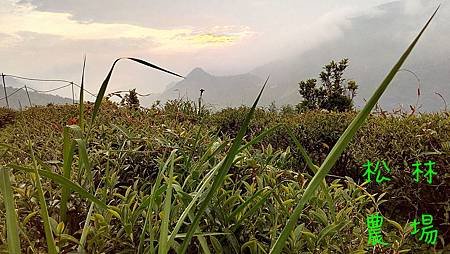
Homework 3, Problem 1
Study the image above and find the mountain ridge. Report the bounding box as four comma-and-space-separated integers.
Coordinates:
148, 1, 448, 111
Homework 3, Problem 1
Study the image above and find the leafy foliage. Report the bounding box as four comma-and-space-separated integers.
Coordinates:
0, 107, 15, 128
298, 58, 356, 112
121, 89, 140, 110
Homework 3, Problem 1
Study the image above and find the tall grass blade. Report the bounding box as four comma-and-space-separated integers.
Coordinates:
27, 141, 58, 254
74, 138, 93, 190
229, 187, 269, 220
168, 158, 224, 245
138, 150, 173, 253
269, 7, 439, 253
237, 124, 282, 153
285, 126, 335, 219
0, 167, 21, 254
179, 77, 269, 253
90, 58, 184, 130
78, 202, 94, 253
79, 56, 86, 132
158, 150, 177, 254
60, 127, 76, 223
188, 213, 211, 254
284, 126, 316, 171
231, 188, 273, 231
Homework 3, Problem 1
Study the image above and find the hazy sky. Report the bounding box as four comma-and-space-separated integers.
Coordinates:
0, 0, 443, 98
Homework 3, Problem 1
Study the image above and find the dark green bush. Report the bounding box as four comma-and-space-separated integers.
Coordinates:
209, 108, 450, 244
0, 107, 16, 128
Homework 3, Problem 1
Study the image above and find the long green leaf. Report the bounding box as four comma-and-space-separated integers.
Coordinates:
60, 127, 76, 223
269, 7, 439, 253
188, 212, 211, 254
229, 187, 268, 220
285, 125, 336, 219
158, 150, 177, 254
179, 77, 269, 253
8, 164, 108, 210
0, 167, 21, 254
138, 151, 173, 253
74, 138, 93, 191
90, 57, 184, 130
237, 124, 282, 153
168, 158, 224, 245
284, 126, 316, 171
27, 141, 58, 254
79, 56, 86, 132
78, 202, 94, 253
231, 188, 273, 231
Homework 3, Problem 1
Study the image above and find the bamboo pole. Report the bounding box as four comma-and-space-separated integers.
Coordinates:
24, 85, 32, 107
1, 73, 9, 108
71, 82, 75, 104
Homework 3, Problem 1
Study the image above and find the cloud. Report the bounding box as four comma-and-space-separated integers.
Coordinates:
2, 0, 445, 102
0, 1, 251, 52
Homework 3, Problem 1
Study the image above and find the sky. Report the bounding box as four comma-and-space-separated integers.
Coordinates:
0, 0, 444, 99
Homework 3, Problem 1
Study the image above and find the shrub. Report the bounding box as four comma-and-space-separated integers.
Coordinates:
0, 107, 16, 128
298, 58, 357, 112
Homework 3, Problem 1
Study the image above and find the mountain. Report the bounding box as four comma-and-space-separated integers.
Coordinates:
156, 67, 271, 107
151, 1, 448, 111
251, 1, 450, 111
0, 77, 74, 109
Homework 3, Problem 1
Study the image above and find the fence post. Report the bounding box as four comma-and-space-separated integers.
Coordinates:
24, 85, 32, 107
1, 73, 9, 108
71, 82, 75, 104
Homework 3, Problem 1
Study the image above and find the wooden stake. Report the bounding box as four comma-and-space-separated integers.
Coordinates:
1, 73, 9, 108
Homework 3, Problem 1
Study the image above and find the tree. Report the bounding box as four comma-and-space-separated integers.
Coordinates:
347, 80, 358, 100
298, 58, 357, 112
121, 89, 140, 109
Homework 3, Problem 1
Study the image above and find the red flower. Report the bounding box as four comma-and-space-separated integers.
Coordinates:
67, 117, 78, 125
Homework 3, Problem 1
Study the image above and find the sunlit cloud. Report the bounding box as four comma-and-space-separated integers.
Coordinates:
0, 1, 251, 51
189, 33, 238, 43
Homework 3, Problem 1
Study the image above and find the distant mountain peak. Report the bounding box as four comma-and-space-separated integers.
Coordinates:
186, 67, 211, 78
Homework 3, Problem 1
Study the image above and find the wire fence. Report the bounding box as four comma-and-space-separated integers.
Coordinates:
1, 72, 154, 109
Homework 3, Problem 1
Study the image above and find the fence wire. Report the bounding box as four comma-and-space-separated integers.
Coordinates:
1, 73, 154, 108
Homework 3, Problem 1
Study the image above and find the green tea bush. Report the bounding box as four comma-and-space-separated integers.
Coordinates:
1, 101, 449, 252
0, 107, 16, 129
209, 108, 450, 245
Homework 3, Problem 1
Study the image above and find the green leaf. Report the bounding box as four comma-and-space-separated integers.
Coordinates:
60, 126, 76, 223
311, 208, 328, 227
229, 188, 268, 220
27, 141, 57, 254
210, 236, 223, 254
238, 124, 282, 153
168, 158, 224, 244
0, 167, 21, 254
231, 188, 273, 231
90, 57, 184, 131
8, 164, 107, 210
158, 150, 177, 254
79, 56, 86, 132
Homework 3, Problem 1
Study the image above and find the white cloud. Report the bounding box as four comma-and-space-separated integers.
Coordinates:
0, 1, 251, 52
0, 0, 445, 99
